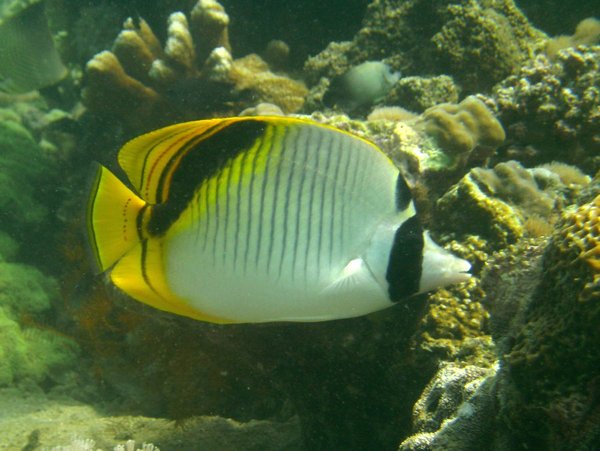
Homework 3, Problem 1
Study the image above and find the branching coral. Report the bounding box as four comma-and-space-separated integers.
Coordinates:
82, 0, 307, 132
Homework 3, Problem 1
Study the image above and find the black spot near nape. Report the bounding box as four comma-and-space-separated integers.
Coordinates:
386, 215, 424, 302
395, 173, 412, 211
148, 120, 267, 236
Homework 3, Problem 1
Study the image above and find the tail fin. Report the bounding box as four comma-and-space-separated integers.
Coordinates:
87, 164, 147, 273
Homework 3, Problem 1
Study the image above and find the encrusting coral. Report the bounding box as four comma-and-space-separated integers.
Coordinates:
399, 362, 497, 451
490, 192, 600, 449
491, 45, 600, 171
414, 96, 506, 167
82, 0, 307, 132
384, 75, 460, 113
433, 160, 590, 249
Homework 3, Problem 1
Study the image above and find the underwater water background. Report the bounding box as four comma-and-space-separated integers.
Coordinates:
0, 0, 599, 450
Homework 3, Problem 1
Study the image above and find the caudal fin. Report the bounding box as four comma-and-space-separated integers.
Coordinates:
87, 164, 146, 273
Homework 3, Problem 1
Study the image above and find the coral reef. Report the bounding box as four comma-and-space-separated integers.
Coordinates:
82, 0, 307, 133
487, 191, 600, 449
0, 388, 300, 450
384, 75, 460, 113
398, 363, 497, 451
490, 45, 600, 171
413, 96, 505, 169
303, 0, 545, 112
0, 258, 79, 387
433, 160, 589, 249
428, 1, 536, 93
399, 183, 600, 450
0, 112, 65, 260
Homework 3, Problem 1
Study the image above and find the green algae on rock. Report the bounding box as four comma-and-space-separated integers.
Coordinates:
0, 260, 79, 387
0, 119, 53, 239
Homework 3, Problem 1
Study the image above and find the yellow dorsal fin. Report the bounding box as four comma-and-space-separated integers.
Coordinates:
115, 116, 325, 205
87, 165, 146, 273
117, 119, 238, 204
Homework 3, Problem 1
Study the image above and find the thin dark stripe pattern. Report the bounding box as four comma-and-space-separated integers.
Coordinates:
261, 127, 284, 274
315, 128, 332, 279
233, 145, 252, 269
303, 126, 322, 281
243, 136, 264, 274
222, 161, 234, 264
256, 128, 277, 270
277, 127, 300, 280
290, 126, 310, 281
338, 135, 353, 262
326, 132, 342, 269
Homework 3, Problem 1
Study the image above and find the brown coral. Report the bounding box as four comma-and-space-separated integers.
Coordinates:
82, 0, 307, 132
550, 194, 600, 301
417, 96, 505, 159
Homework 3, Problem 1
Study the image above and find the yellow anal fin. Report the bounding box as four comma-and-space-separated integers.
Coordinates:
111, 239, 235, 324
87, 165, 146, 273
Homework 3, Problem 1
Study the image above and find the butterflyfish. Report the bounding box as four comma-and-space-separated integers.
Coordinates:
0, 2, 67, 93
87, 116, 470, 323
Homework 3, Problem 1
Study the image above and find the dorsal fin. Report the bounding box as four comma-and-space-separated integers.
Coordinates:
116, 115, 393, 206
118, 118, 236, 204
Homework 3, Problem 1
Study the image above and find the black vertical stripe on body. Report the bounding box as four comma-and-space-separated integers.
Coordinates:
277, 128, 301, 279
386, 215, 424, 302
395, 173, 412, 211
147, 120, 266, 237
202, 180, 210, 251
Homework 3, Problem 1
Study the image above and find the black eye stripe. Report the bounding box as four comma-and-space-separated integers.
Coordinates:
385, 215, 423, 302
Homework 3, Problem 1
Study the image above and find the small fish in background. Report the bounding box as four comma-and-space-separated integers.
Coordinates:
323, 61, 400, 111
0, 1, 67, 93
87, 116, 470, 324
